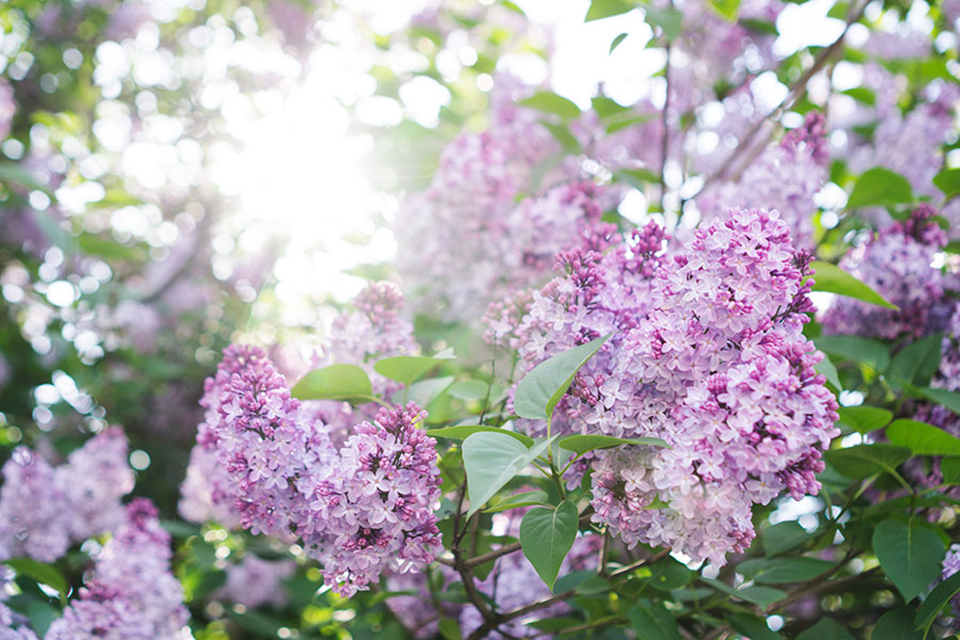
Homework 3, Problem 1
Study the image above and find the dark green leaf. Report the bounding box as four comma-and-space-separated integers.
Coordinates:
761, 521, 811, 557
609, 32, 629, 53
291, 364, 373, 403
915, 569, 960, 632
810, 262, 898, 310
728, 613, 782, 640
737, 557, 835, 584
796, 618, 854, 640
514, 335, 611, 422
646, 558, 693, 591
837, 406, 893, 434
519, 500, 579, 590
463, 432, 554, 518
427, 425, 534, 447
627, 605, 683, 640
824, 444, 911, 479
5, 558, 69, 600
886, 419, 960, 456
887, 335, 942, 389
873, 607, 923, 640
872, 518, 945, 601
815, 335, 891, 372
558, 434, 668, 456
942, 457, 960, 484
846, 167, 913, 209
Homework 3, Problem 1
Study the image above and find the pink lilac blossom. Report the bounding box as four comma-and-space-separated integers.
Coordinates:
496, 208, 838, 566
215, 555, 296, 609
821, 204, 951, 340
45, 499, 191, 640
0, 429, 133, 563
698, 112, 828, 247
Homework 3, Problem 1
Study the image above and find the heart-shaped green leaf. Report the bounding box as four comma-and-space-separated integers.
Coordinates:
873, 518, 945, 601
519, 500, 579, 590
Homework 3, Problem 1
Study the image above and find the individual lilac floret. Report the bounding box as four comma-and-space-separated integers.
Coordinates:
821, 203, 950, 340
215, 555, 296, 609
45, 499, 191, 640
302, 403, 443, 597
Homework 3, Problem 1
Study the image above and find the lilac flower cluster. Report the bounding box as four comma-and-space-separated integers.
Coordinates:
821, 204, 952, 340
939, 544, 960, 628
45, 499, 191, 640
215, 555, 296, 609
180, 345, 442, 596
698, 113, 829, 247
0, 428, 134, 563
494, 208, 838, 566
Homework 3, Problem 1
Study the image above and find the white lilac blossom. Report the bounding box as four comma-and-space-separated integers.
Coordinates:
0, 428, 134, 563
45, 499, 192, 640
821, 204, 952, 340
494, 208, 838, 566
698, 112, 828, 247
181, 344, 442, 597
215, 555, 296, 609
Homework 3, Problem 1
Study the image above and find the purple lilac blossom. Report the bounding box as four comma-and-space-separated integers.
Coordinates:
215, 555, 296, 609
494, 208, 838, 566
45, 499, 191, 640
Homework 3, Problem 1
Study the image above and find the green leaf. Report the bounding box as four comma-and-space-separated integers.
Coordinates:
837, 406, 893, 434
873, 607, 923, 640
915, 386, 960, 419
541, 121, 581, 154
704, 579, 787, 608
942, 457, 960, 484
447, 380, 490, 401
915, 569, 960, 632
438, 617, 463, 640
592, 96, 630, 119
842, 87, 877, 106
585, 0, 637, 21
644, 5, 683, 40
728, 613, 782, 640
824, 444, 911, 479
375, 355, 449, 385
627, 605, 683, 640
4, 558, 69, 600
872, 518, 945, 601
609, 32, 629, 53
933, 167, 960, 202
815, 335, 891, 372
646, 558, 693, 591
809, 262, 898, 310
737, 557, 835, 584
395, 376, 454, 407
887, 335, 942, 388
519, 500, 579, 590
485, 490, 549, 514
761, 521, 811, 557
519, 91, 581, 120
291, 364, 374, 404
846, 167, 913, 209
462, 432, 554, 518
886, 419, 960, 456
815, 354, 842, 392
76, 234, 146, 261
796, 618, 854, 640
709, 0, 740, 20
514, 335, 612, 422
427, 425, 534, 447
616, 167, 660, 189
557, 434, 668, 456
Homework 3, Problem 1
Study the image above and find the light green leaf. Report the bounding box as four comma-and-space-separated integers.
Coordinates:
815, 354, 842, 392
609, 32, 629, 53
837, 406, 893, 434
5, 558, 69, 600
514, 335, 612, 422
375, 355, 449, 385
737, 557, 835, 585
519, 500, 579, 590
462, 432, 554, 518
557, 434, 668, 456
709, 0, 740, 21
447, 380, 490, 401
644, 5, 683, 40
942, 457, 960, 484
809, 262, 898, 310
485, 490, 549, 514
915, 386, 960, 419
933, 167, 960, 202
541, 121, 581, 154
427, 425, 534, 447
585, 0, 637, 21
291, 364, 374, 404
824, 444, 911, 479
886, 419, 960, 456
394, 376, 454, 407
519, 91, 581, 120
438, 617, 463, 640
846, 167, 913, 209
873, 518, 945, 601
